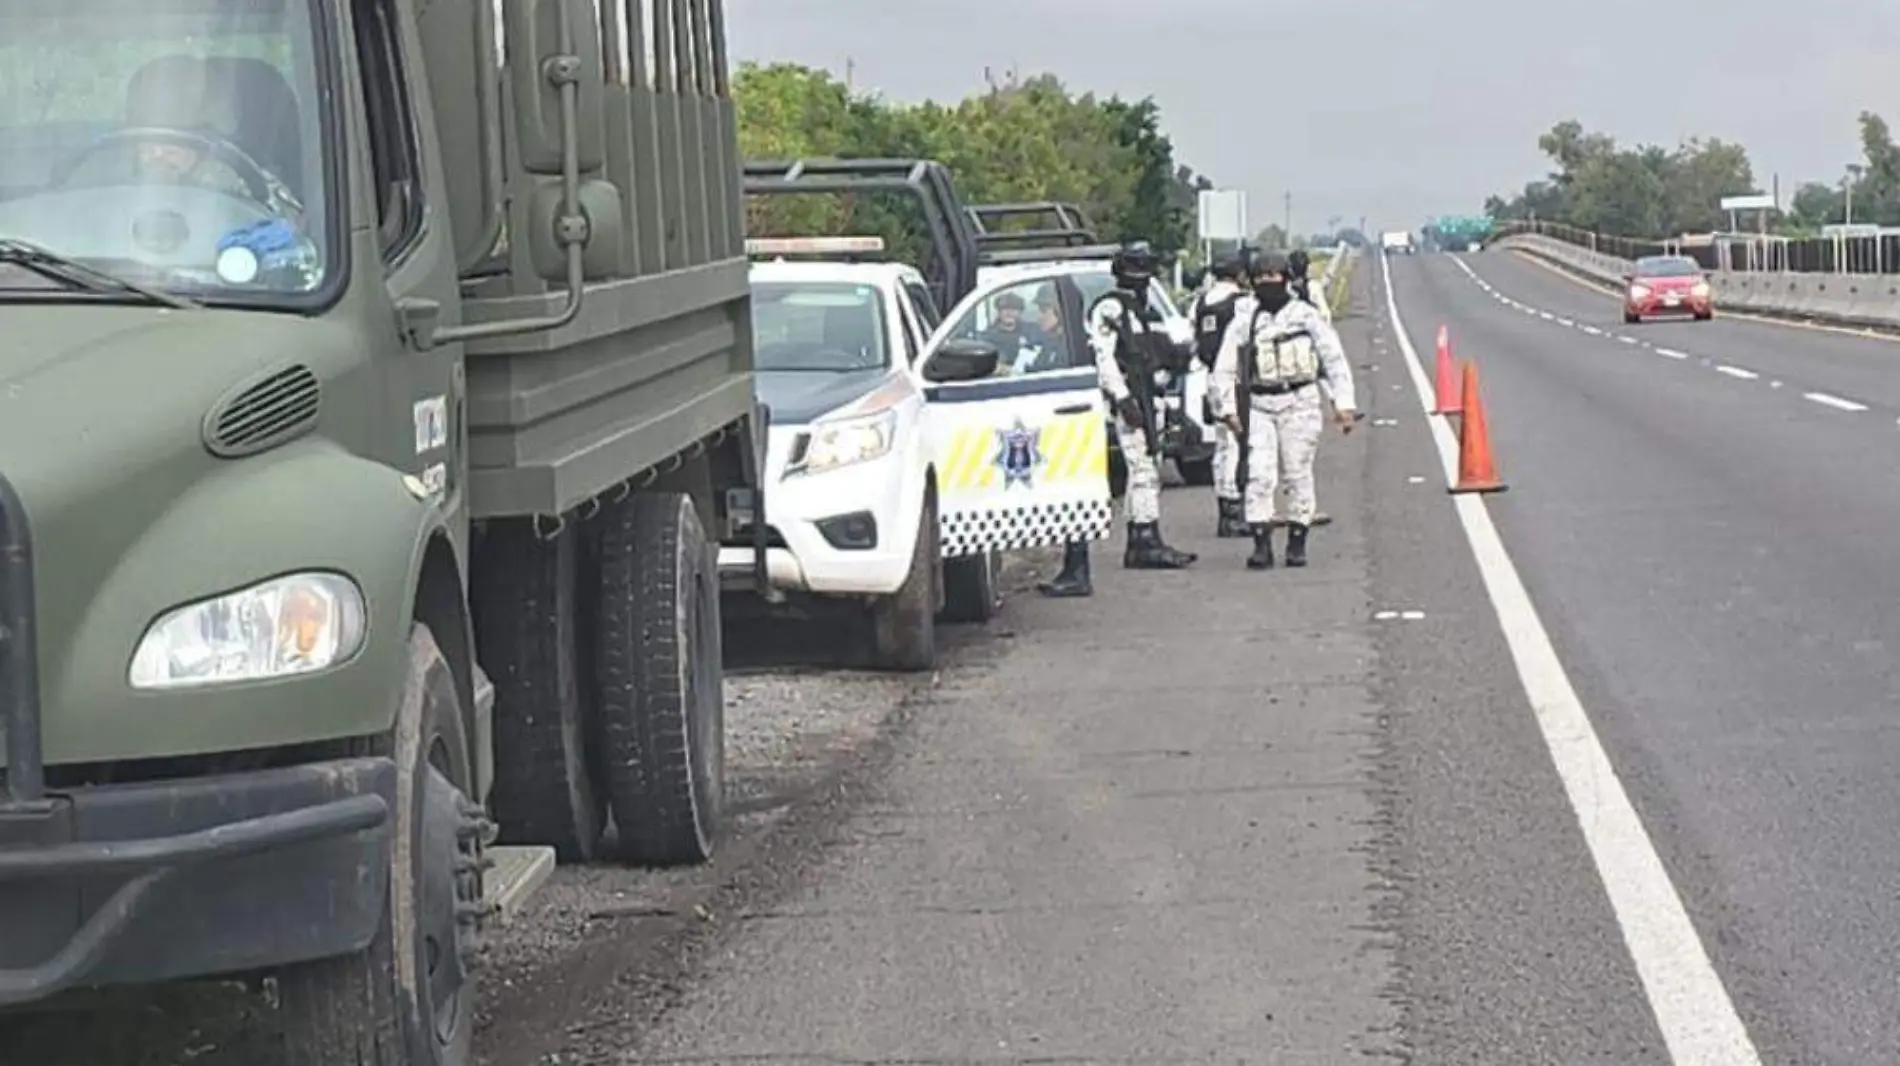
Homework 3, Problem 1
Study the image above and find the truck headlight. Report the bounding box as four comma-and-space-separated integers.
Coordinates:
787, 409, 897, 477
128, 572, 367, 690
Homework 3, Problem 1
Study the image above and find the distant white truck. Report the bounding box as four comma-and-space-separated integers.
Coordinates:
1381, 230, 1416, 255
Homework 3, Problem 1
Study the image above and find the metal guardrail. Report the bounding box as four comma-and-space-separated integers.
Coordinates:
1492, 219, 1900, 275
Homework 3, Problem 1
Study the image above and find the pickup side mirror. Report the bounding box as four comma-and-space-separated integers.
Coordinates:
924, 338, 1000, 382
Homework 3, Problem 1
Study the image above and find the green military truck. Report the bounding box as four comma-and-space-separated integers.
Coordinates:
0, 0, 760, 1060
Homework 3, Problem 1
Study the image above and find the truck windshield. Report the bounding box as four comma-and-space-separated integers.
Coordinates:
0, 0, 333, 304
751, 282, 890, 372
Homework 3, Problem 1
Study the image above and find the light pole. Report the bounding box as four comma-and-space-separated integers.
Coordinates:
1844, 163, 1865, 225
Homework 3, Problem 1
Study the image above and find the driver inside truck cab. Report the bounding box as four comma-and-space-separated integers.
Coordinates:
110, 54, 307, 222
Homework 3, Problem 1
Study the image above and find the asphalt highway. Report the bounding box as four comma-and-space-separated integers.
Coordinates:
1388, 248, 1900, 1065
597, 263, 1694, 1064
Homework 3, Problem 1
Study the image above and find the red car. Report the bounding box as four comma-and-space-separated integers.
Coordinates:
1622, 254, 1713, 322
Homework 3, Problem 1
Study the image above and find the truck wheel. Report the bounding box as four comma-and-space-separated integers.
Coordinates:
1176, 457, 1214, 486
590, 491, 724, 866
277, 624, 480, 1066
866, 495, 939, 670
940, 549, 1000, 623
468, 521, 604, 862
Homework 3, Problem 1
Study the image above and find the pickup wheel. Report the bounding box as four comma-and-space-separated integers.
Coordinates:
277, 624, 480, 1066
867, 494, 940, 670
468, 521, 604, 862
940, 549, 1000, 624
590, 491, 724, 866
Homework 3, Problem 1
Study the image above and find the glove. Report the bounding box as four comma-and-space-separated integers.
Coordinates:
1116, 395, 1144, 427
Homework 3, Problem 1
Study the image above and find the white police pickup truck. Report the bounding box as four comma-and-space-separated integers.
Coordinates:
722, 237, 1116, 670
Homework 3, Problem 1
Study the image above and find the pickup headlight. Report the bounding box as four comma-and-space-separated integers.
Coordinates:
786, 409, 897, 477
1629, 284, 1650, 299
128, 572, 367, 690
1690, 281, 1710, 297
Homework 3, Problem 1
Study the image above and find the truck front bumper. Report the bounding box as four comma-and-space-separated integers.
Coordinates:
0, 757, 394, 1007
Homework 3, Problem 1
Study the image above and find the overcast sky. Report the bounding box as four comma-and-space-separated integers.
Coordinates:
725, 0, 1900, 235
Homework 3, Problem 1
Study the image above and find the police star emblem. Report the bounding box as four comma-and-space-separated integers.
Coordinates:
992, 417, 1044, 488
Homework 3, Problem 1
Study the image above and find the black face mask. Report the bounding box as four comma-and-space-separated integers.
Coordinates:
1254, 280, 1290, 311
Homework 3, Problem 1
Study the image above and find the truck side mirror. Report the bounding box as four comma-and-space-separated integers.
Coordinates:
506, 0, 605, 176
525, 178, 624, 282
924, 339, 1001, 382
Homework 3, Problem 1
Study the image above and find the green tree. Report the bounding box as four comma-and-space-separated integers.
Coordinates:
732, 63, 1212, 258
1487, 119, 1762, 236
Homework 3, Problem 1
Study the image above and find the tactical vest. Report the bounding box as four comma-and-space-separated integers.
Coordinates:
1091, 291, 1177, 378
1192, 287, 1238, 366
1246, 308, 1320, 387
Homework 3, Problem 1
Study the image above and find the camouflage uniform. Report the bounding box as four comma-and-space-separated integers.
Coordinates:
1276, 251, 1336, 528
1212, 277, 1355, 568
1189, 275, 1247, 535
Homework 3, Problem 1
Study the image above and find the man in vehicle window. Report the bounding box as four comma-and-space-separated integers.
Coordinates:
980, 291, 1040, 359
107, 56, 306, 220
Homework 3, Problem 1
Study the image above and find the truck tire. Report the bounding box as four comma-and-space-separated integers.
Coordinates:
867, 495, 940, 670
940, 549, 1000, 623
590, 491, 724, 866
277, 624, 480, 1066
468, 521, 604, 862
1176, 457, 1214, 486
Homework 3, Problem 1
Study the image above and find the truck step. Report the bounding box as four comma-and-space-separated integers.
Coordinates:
486, 845, 556, 925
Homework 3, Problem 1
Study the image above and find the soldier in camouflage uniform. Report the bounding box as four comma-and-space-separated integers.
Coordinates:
1274, 247, 1334, 528
1213, 251, 1357, 569
1189, 249, 1249, 537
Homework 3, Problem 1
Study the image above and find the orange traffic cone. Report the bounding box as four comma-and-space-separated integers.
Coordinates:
1450, 361, 1505, 494
1432, 325, 1460, 414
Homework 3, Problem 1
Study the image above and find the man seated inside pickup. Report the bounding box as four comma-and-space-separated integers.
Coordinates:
979, 291, 1046, 363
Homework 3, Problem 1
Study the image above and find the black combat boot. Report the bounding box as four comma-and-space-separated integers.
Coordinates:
1037, 539, 1093, 597
1216, 497, 1249, 538
1245, 523, 1274, 569
1284, 522, 1309, 567
1124, 522, 1197, 569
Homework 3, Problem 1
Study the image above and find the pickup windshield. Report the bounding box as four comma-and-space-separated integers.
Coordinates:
0, 0, 333, 303
751, 282, 890, 372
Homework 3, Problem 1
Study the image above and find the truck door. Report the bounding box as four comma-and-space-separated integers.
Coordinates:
918, 272, 1113, 558
354, 0, 467, 535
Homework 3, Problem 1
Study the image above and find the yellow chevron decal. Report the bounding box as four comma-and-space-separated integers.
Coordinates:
938, 413, 1105, 493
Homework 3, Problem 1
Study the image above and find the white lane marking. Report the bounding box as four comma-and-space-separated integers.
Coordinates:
1714, 365, 1758, 380
1555, 317, 1575, 326
1379, 253, 1763, 1065
1655, 347, 1688, 359
1804, 391, 1867, 411
1618, 336, 1640, 345
1580, 325, 1603, 335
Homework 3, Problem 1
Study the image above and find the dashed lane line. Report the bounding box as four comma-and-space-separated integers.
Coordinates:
1714, 365, 1758, 380
1805, 391, 1869, 411
1380, 251, 1765, 1066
